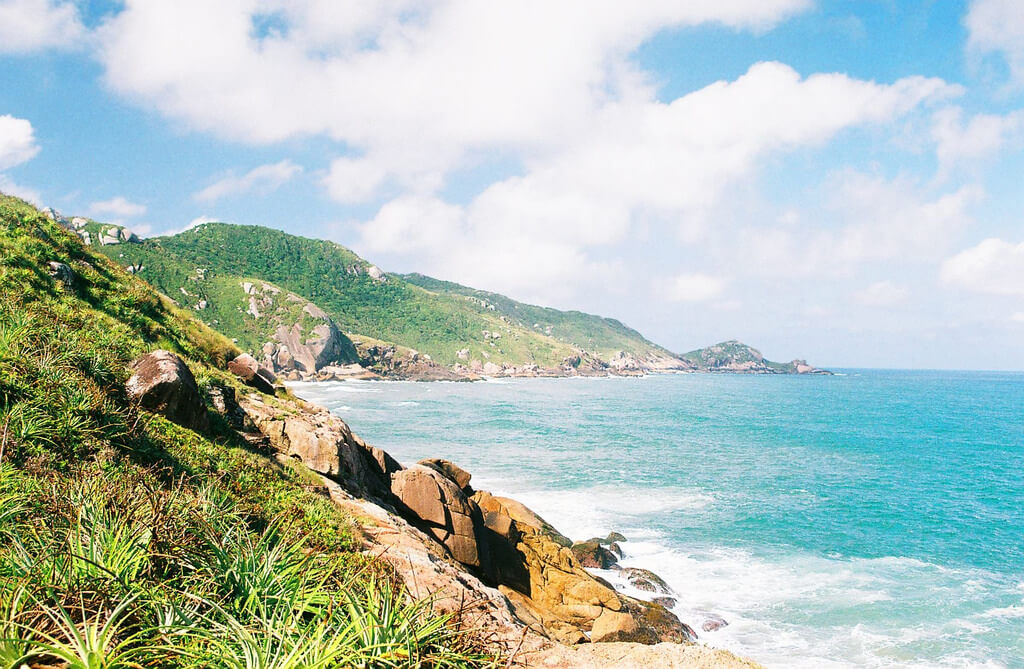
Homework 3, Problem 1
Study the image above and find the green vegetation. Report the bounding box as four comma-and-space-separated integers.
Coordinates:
683, 339, 799, 372
0, 193, 498, 667
95, 223, 664, 367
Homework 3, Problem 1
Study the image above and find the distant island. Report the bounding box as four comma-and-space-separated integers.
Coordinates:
55, 211, 829, 381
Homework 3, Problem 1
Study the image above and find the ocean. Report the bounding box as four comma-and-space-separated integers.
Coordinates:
291, 370, 1024, 668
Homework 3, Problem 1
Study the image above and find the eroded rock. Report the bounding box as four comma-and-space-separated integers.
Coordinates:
227, 353, 277, 394
571, 538, 619, 569
126, 350, 207, 431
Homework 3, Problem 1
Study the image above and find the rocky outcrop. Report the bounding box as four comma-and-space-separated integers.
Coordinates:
237, 391, 395, 499
571, 539, 620, 569
390, 464, 485, 569
621, 567, 672, 594
227, 353, 277, 394
126, 350, 207, 431
352, 338, 471, 381
46, 261, 73, 289
262, 303, 358, 376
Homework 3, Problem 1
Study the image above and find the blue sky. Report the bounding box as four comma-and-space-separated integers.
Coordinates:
2, 0, 1024, 370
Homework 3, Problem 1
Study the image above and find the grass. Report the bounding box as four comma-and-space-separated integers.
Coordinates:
0, 192, 500, 667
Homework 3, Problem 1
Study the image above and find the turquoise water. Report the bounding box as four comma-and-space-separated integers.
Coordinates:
292, 371, 1024, 668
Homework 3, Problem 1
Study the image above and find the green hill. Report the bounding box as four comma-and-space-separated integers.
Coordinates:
0, 194, 494, 666
683, 340, 829, 374
95, 222, 675, 372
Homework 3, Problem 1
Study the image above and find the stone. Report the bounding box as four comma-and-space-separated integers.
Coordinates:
206, 383, 245, 429
652, 596, 678, 609
227, 353, 276, 394
605, 531, 627, 543
418, 458, 472, 491
366, 265, 386, 282
126, 350, 207, 431
46, 261, 73, 289
590, 610, 637, 643
701, 613, 729, 632
482, 362, 501, 375
237, 393, 392, 498
571, 539, 619, 569
620, 567, 671, 594
390, 464, 483, 568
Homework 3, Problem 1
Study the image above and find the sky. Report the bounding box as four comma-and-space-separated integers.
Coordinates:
2, 1, 1024, 370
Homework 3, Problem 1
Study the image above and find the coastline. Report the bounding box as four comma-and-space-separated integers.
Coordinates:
287, 377, 762, 667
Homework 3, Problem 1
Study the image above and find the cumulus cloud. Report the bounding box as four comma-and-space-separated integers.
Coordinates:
941, 238, 1024, 296
965, 0, 1024, 84
0, 0, 83, 53
0, 173, 41, 204
89, 196, 147, 219
855, 281, 910, 307
1011, 312, 1024, 323
665, 273, 728, 302
356, 64, 957, 298
733, 172, 982, 278
193, 160, 302, 204
932, 106, 1024, 173
97, 1, 814, 196
0, 114, 39, 170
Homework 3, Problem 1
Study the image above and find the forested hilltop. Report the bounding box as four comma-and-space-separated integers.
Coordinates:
72, 215, 826, 380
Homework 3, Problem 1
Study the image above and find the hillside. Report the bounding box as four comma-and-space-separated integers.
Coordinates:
94, 221, 689, 377
684, 340, 830, 374
1, 192, 758, 667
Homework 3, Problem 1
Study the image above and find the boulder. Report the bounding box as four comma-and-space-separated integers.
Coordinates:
652, 596, 678, 609
618, 597, 697, 644
227, 353, 277, 394
571, 539, 619, 569
390, 465, 485, 568
605, 531, 627, 543
590, 610, 638, 643
621, 567, 671, 594
126, 350, 207, 431
46, 261, 73, 289
206, 383, 245, 429
701, 613, 729, 632
237, 392, 393, 498
418, 458, 472, 491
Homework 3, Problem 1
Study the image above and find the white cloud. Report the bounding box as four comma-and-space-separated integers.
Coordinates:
193, 160, 302, 203
97, 1, 814, 197
0, 0, 83, 53
0, 114, 39, 170
855, 281, 910, 307
1010, 312, 1024, 323
932, 106, 1024, 173
89, 196, 147, 219
356, 65, 957, 299
0, 173, 41, 204
665, 273, 727, 302
941, 238, 1024, 296
734, 172, 982, 279
965, 0, 1024, 84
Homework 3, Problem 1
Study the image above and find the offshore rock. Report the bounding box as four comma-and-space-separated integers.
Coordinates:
571, 538, 620, 569
126, 350, 207, 431
621, 567, 672, 594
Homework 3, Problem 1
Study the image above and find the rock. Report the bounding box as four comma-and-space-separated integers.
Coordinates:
456, 348, 469, 360
70, 216, 88, 229
390, 465, 484, 568
701, 613, 729, 632
605, 531, 627, 543
652, 596, 678, 609
366, 265, 386, 282
46, 261, 73, 289
126, 350, 207, 431
272, 317, 350, 374
118, 227, 139, 243
418, 458, 472, 491
237, 393, 393, 498
621, 597, 697, 644
571, 539, 619, 569
482, 361, 501, 375
205, 383, 245, 429
590, 610, 638, 643
227, 353, 277, 394
620, 567, 671, 594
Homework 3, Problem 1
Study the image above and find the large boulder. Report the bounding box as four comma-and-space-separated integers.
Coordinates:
571, 539, 619, 569
390, 465, 485, 569
237, 392, 396, 498
620, 567, 671, 594
271, 312, 351, 374
46, 261, 73, 289
227, 353, 277, 394
126, 350, 207, 431
418, 458, 472, 491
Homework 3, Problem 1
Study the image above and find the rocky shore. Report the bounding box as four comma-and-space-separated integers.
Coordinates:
127, 347, 762, 667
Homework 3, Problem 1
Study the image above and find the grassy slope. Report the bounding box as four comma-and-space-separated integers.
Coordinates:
101, 222, 590, 367
400, 273, 673, 360
0, 194, 493, 666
